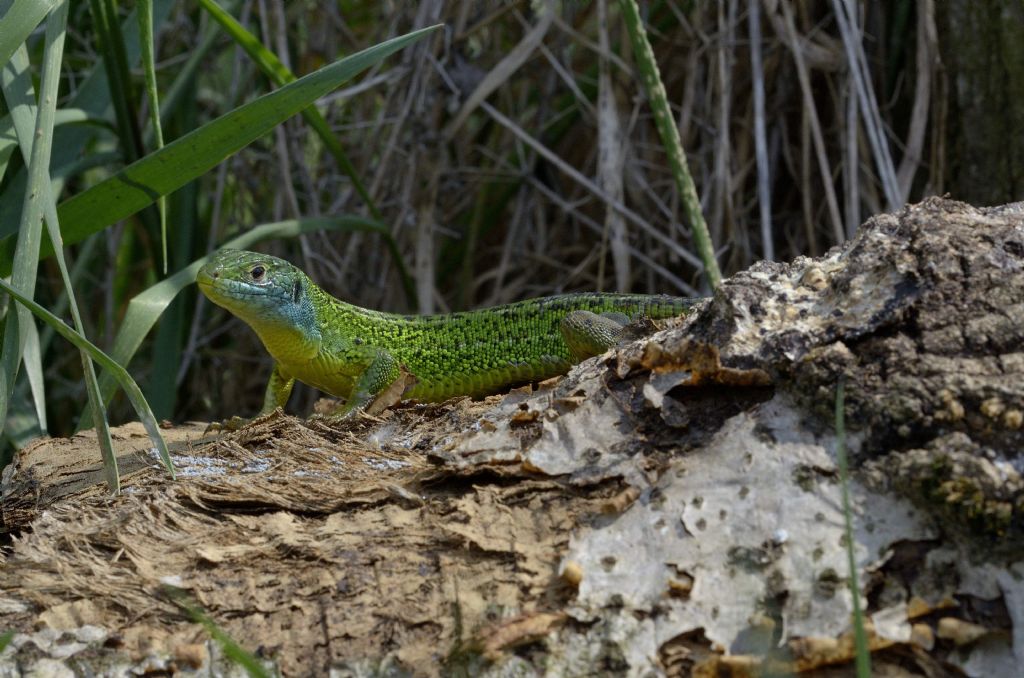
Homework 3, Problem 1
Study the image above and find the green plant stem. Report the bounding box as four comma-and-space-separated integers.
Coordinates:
0, 24, 441, 277
0, 47, 49, 440
195, 0, 416, 303
0, 0, 61, 70
138, 0, 168, 274
163, 585, 272, 678
38, 1, 122, 492
835, 376, 871, 677
0, 276, 174, 478
197, 0, 373, 212
618, 0, 722, 289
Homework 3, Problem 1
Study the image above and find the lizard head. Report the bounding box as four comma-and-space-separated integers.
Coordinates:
197, 249, 320, 359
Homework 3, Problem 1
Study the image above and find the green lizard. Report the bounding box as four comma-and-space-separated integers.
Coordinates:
197, 249, 698, 422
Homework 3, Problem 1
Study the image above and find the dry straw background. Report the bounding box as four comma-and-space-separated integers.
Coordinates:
38, 0, 1023, 423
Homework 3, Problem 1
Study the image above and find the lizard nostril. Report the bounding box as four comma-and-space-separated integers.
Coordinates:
212, 271, 219, 279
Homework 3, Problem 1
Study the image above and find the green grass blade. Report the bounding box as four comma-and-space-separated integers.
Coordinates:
0, 629, 13, 653
138, 0, 167, 274
835, 376, 871, 677
3, 4, 123, 492
144, 157, 197, 419
87, 0, 156, 249
40, 1, 120, 492
37, 232, 100, 357
155, 10, 221, 131
0, 46, 50, 443
0, 0, 171, 243
22, 312, 47, 434
0, 108, 116, 186
0, 277, 174, 478
163, 586, 272, 678
2, 108, 112, 137
137, 0, 167, 274
0, 23, 442, 277
0, 117, 14, 187
618, 0, 721, 290
94, 216, 399, 409
88, 0, 143, 162
197, 0, 381, 219
0, 0, 60, 68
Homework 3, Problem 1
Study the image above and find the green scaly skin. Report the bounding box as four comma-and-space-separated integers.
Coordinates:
197, 249, 698, 420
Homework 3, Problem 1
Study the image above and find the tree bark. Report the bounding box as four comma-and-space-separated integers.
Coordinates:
939, 0, 1024, 204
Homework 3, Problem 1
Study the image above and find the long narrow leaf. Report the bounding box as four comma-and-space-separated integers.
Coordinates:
0, 108, 113, 192
197, 0, 379, 218
38, 232, 100, 356
835, 377, 871, 676
0, 115, 14, 186
2, 108, 112, 136
88, 0, 143, 162
618, 0, 721, 289
22, 318, 46, 434
197, 0, 418, 306
0, 47, 49, 440
0, 277, 174, 477
2, 47, 52, 438
0, 0, 173, 242
3, 6, 124, 492
95, 216, 399, 407
43, 3, 123, 491
138, 0, 168, 273
145, 165, 197, 418
88, 0, 157, 249
0, 0, 60, 68
0, 24, 441, 277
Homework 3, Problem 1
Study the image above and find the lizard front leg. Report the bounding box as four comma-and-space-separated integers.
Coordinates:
325, 347, 401, 420
259, 363, 296, 415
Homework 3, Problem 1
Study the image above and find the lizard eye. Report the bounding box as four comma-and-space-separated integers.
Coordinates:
250, 265, 265, 281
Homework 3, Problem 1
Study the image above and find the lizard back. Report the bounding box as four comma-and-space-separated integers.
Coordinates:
311, 288, 695, 401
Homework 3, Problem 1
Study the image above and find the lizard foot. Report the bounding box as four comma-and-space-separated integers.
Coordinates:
203, 415, 252, 434
307, 407, 384, 428
203, 408, 284, 434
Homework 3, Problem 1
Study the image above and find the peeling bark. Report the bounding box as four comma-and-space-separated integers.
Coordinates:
1, 198, 1022, 676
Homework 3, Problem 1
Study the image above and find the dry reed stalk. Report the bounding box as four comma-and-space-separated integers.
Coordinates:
896, 0, 937, 199
831, 0, 900, 209
771, 0, 845, 244
748, 0, 774, 260
596, 0, 629, 292
161, 2, 945, 418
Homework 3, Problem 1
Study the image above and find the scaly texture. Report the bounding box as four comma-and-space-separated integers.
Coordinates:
197, 249, 697, 416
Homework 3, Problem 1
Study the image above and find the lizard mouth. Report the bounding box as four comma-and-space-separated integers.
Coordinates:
196, 265, 241, 305
196, 264, 243, 296
195, 261, 220, 290
196, 269, 286, 313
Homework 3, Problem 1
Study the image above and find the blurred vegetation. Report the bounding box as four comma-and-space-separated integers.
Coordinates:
0, 0, 1019, 461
